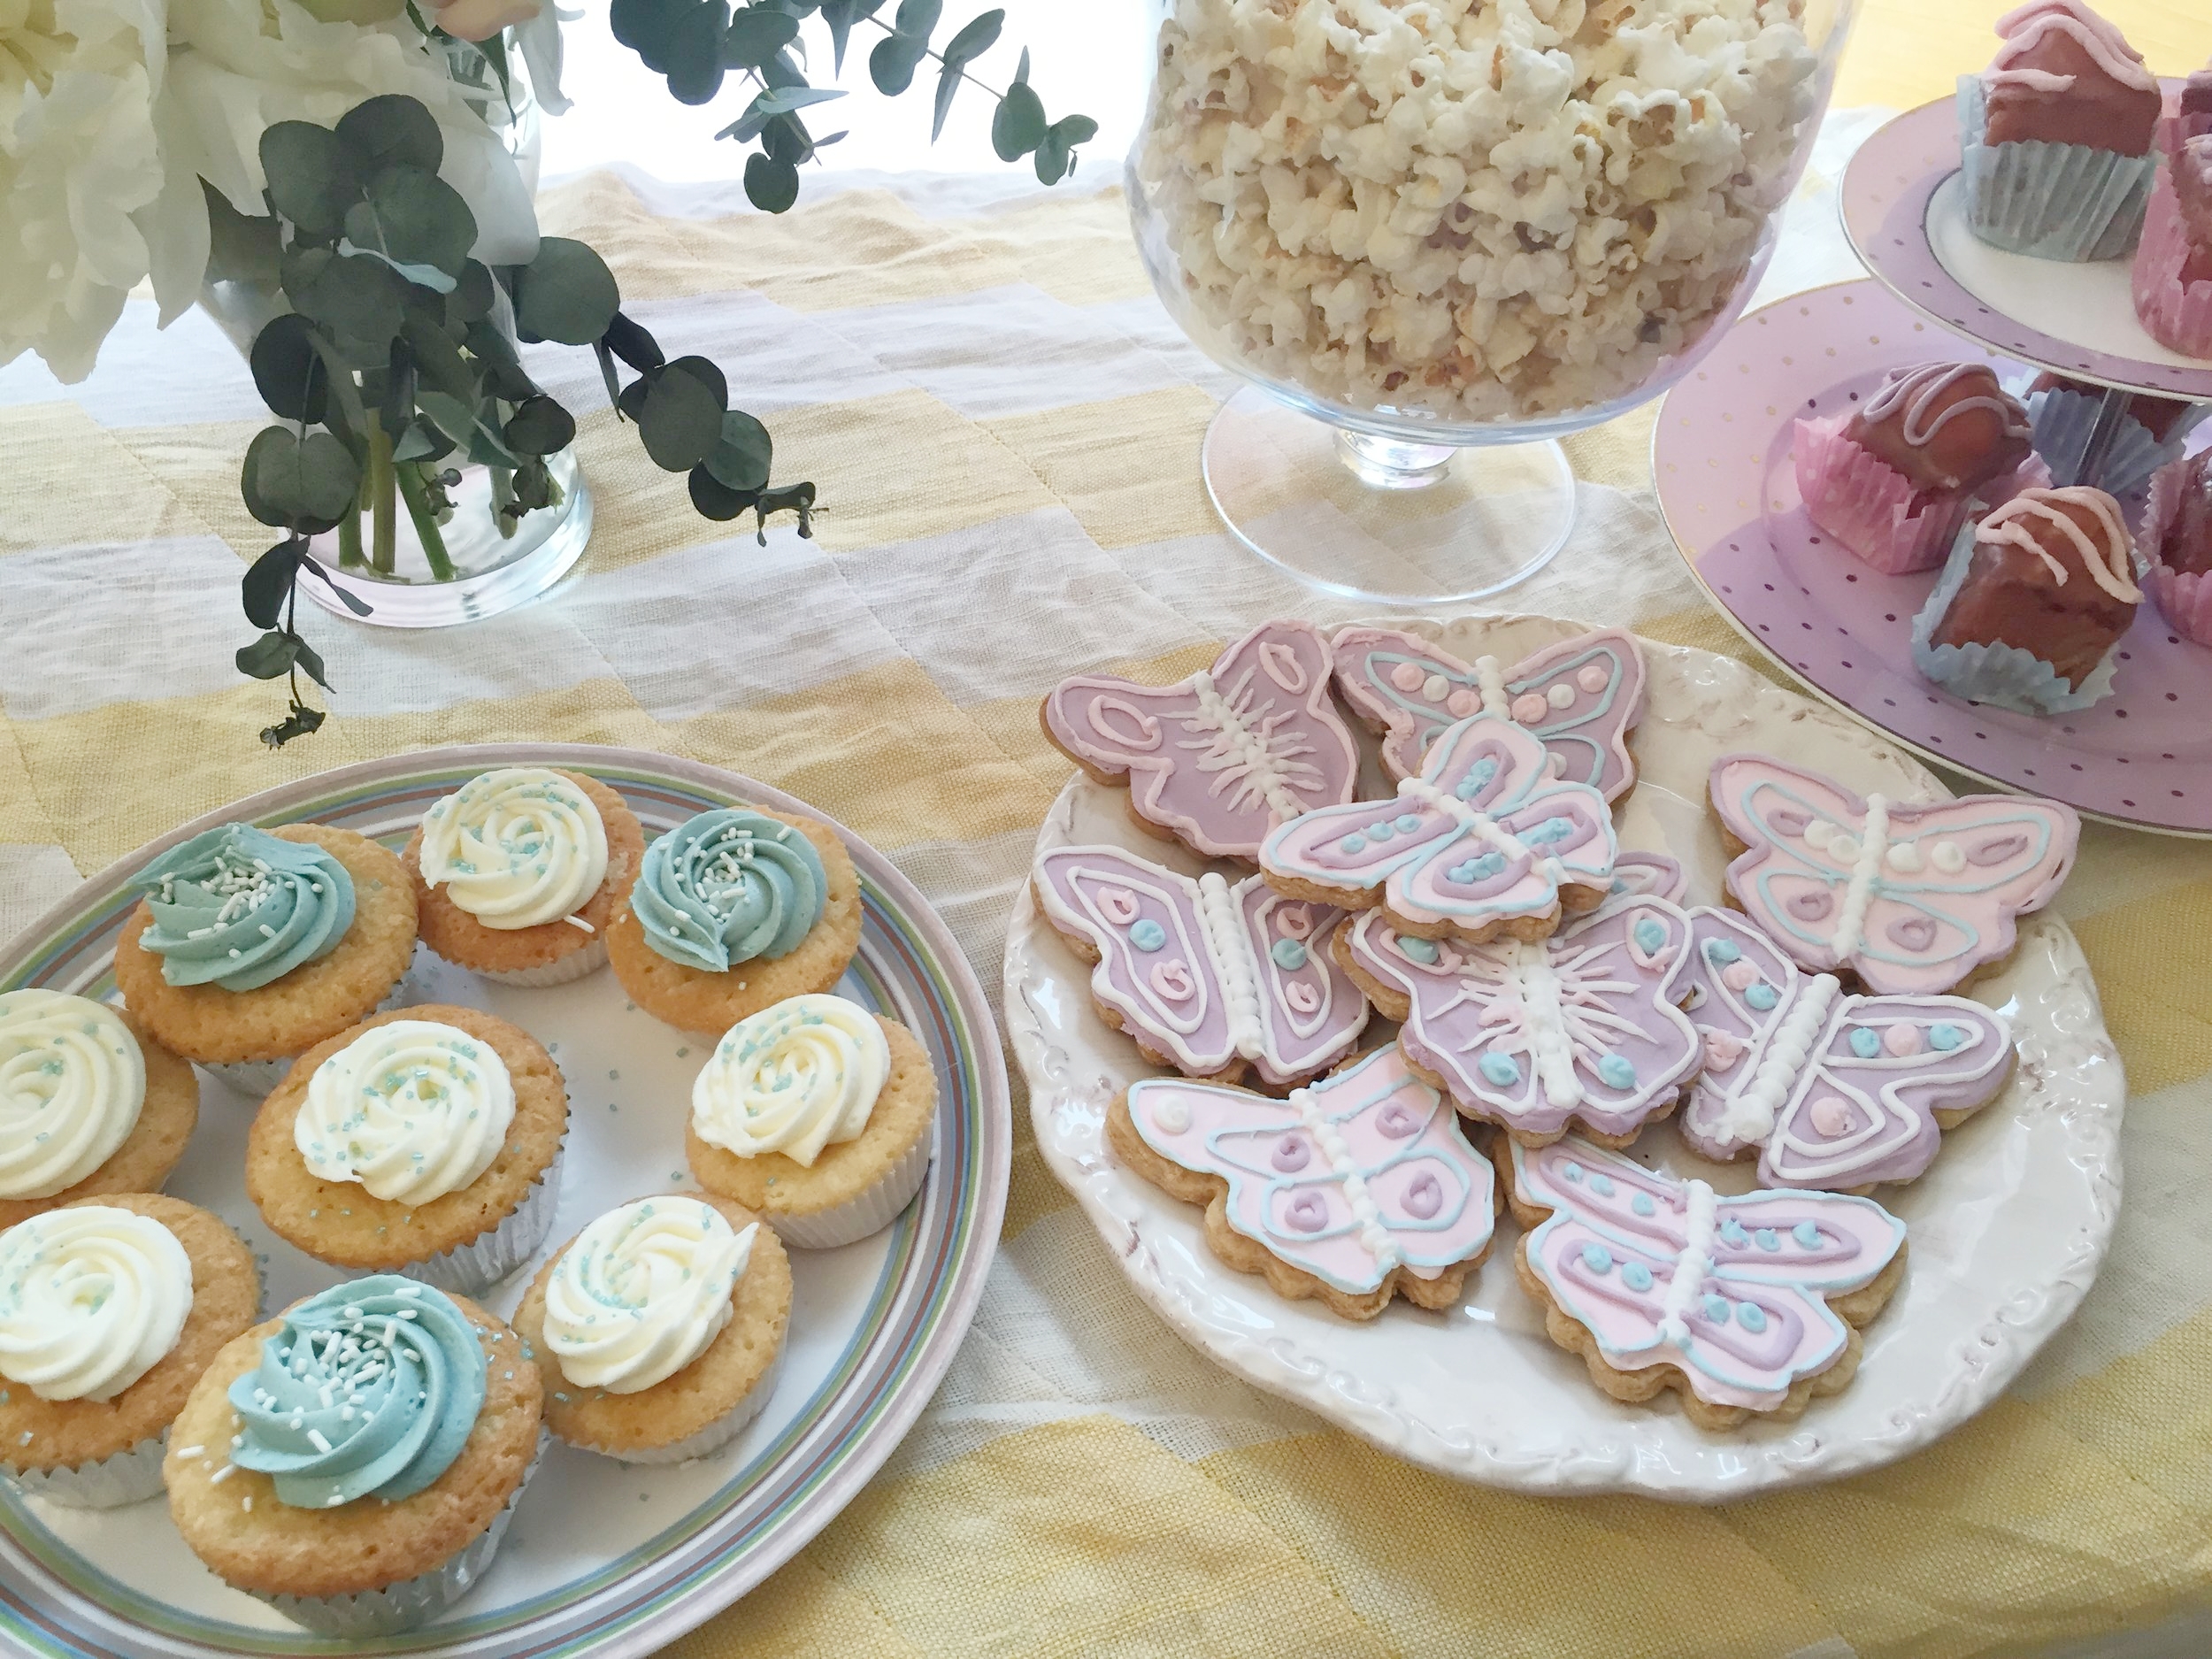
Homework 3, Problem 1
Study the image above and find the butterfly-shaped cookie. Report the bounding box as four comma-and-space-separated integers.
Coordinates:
1332, 626, 1647, 796
1042, 620, 1361, 860
1113, 1043, 1496, 1318
1340, 874, 1701, 1147
1261, 712, 1617, 943
1711, 755, 2079, 996
1033, 843, 1371, 1088
1677, 908, 2012, 1190
1503, 1137, 1908, 1426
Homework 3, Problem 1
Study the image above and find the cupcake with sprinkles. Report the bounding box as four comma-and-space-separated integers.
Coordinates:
0, 990, 199, 1228
608, 807, 863, 1035
164, 1277, 543, 1636
685, 993, 938, 1249
244, 1006, 570, 1294
0, 1194, 258, 1507
113, 822, 418, 1095
510, 1192, 790, 1463
403, 766, 644, 987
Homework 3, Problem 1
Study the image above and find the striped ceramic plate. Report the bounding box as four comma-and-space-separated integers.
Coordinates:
0, 745, 1009, 1657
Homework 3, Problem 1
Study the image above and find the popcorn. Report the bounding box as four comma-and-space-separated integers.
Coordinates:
1136, 0, 1819, 421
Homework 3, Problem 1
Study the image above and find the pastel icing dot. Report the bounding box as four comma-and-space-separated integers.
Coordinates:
1398, 936, 1440, 965
1848, 1027, 1882, 1058
1737, 1302, 1769, 1333
1829, 833, 1861, 864
1632, 918, 1668, 955
1561, 1161, 1584, 1182
1479, 1051, 1522, 1087
1886, 841, 1924, 873
1421, 672, 1449, 702
1596, 1053, 1637, 1089
1150, 1098, 1191, 1134
1884, 1023, 1924, 1056
1367, 820, 1395, 841
1546, 682, 1576, 710
1803, 819, 1836, 851
1446, 688, 1480, 718
1588, 1174, 1616, 1198
1930, 1023, 1965, 1051
1270, 938, 1308, 971
1150, 961, 1195, 1002
1128, 919, 1166, 952
1809, 1094, 1853, 1136
1931, 841, 1967, 874
1702, 1294, 1730, 1324
1719, 1217, 1749, 1246
1720, 960, 1759, 991
1793, 1221, 1822, 1248
1390, 661, 1427, 693
1340, 834, 1367, 855
1275, 906, 1312, 941
1622, 1263, 1654, 1292
1285, 982, 1322, 1014
1631, 1192, 1656, 1217
1525, 817, 1576, 845
1580, 1243, 1613, 1274
1576, 663, 1610, 694
1745, 983, 1779, 1011
1394, 813, 1422, 833
1706, 939, 1742, 965
1509, 692, 1549, 723
1754, 1227, 1780, 1252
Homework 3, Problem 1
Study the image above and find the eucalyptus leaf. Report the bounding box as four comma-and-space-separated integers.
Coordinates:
400, 308, 475, 403
511, 459, 556, 511
940, 8, 1001, 66
293, 636, 331, 691
703, 408, 772, 491
290, 251, 405, 352
380, 337, 417, 437
603, 311, 664, 372
447, 260, 495, 325
743, 152, 800, 212
466, 320, 538, 401
339, 242, 458, 293
203, 184, 283, 288
242, 541, 303, 631
335, 94, 442, 175
992, 80, 1045, 159
723, 7, 798, 65
343, 165, 476, 280
505, 396, 577, 456
893, 0, 940, 36
617, 374, 653, 424
755, 84, 845, 115
250, 314, 329, 424
594, 339, 623, 411
609, 0, 678, 68
391, 421, 456, 464
664, 354, 728, 407
688, 464, 754, 520
243, 426, 360, 529
869, 30, 928, 96
516, 237, 620, 345
637, 363, 726, 471
295, 556, 375, 615
236, 631, 300, 681
260, 122, 352, 238
819, 0, 884, 72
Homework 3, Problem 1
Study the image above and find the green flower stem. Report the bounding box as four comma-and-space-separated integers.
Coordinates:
366, 424, 396, 575
395, 462, 458, 582
490, 465, 517, 540
336, 498, 365, 569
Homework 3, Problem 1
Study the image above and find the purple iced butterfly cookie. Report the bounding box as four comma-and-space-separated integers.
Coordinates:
1678, 907, 2013, 1190
1042, 620, 1361, 859
1260, 712, 1617, 942
1343, 887, 1701, 1145
1122, 1043, 1495, 1306
1033, 843, 1371, 1087
1332, 626, 1646, 796
1506, 1136, 1908, 1417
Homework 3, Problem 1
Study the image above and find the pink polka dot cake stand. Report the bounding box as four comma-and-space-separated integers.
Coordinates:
1652, 279, 2212, 839
1839, 89, 2212, 401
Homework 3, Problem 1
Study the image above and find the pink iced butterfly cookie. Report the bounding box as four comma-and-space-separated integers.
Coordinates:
1338, 872, 1701, 1148
1261, 712, 1617, 945
1502, 1137, 1909, 1428
1678, 908, 2014, 1191
1042, 620, 1361, 860
1711, 755, 2079, 995
1033, 844, 1371, 1088
1333, 626, 1647, 796
1110, 1043, 1496, 1319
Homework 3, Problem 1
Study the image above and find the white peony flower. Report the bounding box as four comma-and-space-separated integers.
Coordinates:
0, 0, 208, 380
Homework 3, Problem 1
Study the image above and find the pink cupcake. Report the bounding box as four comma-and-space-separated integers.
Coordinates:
1795, 363, 2047, 574
2137, 449, 2212, 645
2132, 79, 2212, 358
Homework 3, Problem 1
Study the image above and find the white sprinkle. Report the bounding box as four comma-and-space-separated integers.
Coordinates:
242, 1495, 253, 1512
210, 1463, 236, 1485
173, 1445, 205, 1459
325, 1494, 344, 1508
562, 914, 596, 933
307, 1429, 332, 1453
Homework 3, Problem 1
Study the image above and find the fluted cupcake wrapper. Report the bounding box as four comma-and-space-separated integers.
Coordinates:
252, 1432, 547, 1637
402, 1141, 567, 1297
1910, 518, 2122, 714
1957, 78, 2156, 262
6, 1431, 169, 1509
2131, 171, 2212, 357
1793, 416, 2047, 575
769, 1131, 933, 1251
580, 1343, 788, 1467
2137, 458, 2212, 646
472, 933, 610, 987
2024, 383, 2200, 505
201, 969, 421, 1099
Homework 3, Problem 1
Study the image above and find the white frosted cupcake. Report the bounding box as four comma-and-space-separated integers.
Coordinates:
402, 768, 644, 987
511, 1192, 791, 1463
684, 994, 938, 1249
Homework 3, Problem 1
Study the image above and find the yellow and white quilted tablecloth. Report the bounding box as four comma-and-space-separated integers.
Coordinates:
3, 4, 2210, 1654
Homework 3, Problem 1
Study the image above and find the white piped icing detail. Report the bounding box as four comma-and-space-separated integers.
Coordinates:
1286, 1083, 1399, 1275
418, 767, 608, 930
1885, 841, 1924, 874
1150, 1096, 1191, 1134
1473, 656, 1509, 717
1194, 872, 1265, 1064
1656, 1179, 1717, 1347
1931, 841, 1966, 875
1546, 682, 1576, 710
1830, 795, 1890, 964
1186, 670, 1313, 826
1399, 778, 1564, 888
1503, 940, 1580, 1108
1715, 973, 1841, 1146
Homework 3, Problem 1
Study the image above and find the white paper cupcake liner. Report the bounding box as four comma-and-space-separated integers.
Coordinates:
199, 973, 419, 1100
2024, 383, 2199, 504
580, 1342, 787, 1466
401, 1141, 567, 1296
472, 933, 609, 987
1911, 518, 2122, 714
252, 1432, 546, 1637
769, 1130, 933, 1251
1957, 78, 2156, 262
6, 1431, 169, 1509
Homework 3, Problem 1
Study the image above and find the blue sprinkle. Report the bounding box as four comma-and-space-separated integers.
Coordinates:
1394, 813, 1422, 833
1340, 834, 1367, 855
1128, 919, 1166, 952
1755, 1227, 1780, 1252
1562, 1162, 1584, 1183
1270, 938, 1308, 971
1589, 1174, 1616, 1198
1848, 1027, 1882, 1058
1398, 936, 1440, 965
1793, 1221, 1822, 1248
1738, 1302, 1770, 1333
1703, 1294, 1730, 1324
1720, 1217, 1749, 1247
1479, 1051, 1521, 1087
1632, 918, 1667, 955
1597, 1053, 1637, 1089
1930, 1023, 1965, 1050
1746, 983, 1779, 1011
1455, 758, 1499, 799
1622, 1263, 1654, 1292
1706, 940, 1742, 965
1581, 1243, 1613, 1274
1632, 1192, 1655, 1217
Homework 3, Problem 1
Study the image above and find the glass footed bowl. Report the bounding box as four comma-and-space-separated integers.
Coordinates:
1127, 0, 1862, 603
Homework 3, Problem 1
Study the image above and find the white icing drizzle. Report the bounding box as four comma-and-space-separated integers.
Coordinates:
1976, 489, 2141, 602
1987, 2, 2156, 94
1830, 795, 1889, 964
1287, 1083, 1400, 1273
1194, 872, 1267, 1064
1716, 973, 1841, 1145
1398, 778, 1565, 889
1186, 669, 1314, 824
1473, 655, 1509, 717
1656, 1179, 1717, 1348
1503, 940, 1579, 1107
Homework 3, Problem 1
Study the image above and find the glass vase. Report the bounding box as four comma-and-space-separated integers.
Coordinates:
1128, 0, 1861, 603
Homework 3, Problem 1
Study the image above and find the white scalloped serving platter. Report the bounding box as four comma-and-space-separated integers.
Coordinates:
1003, 614, 2124, 1500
